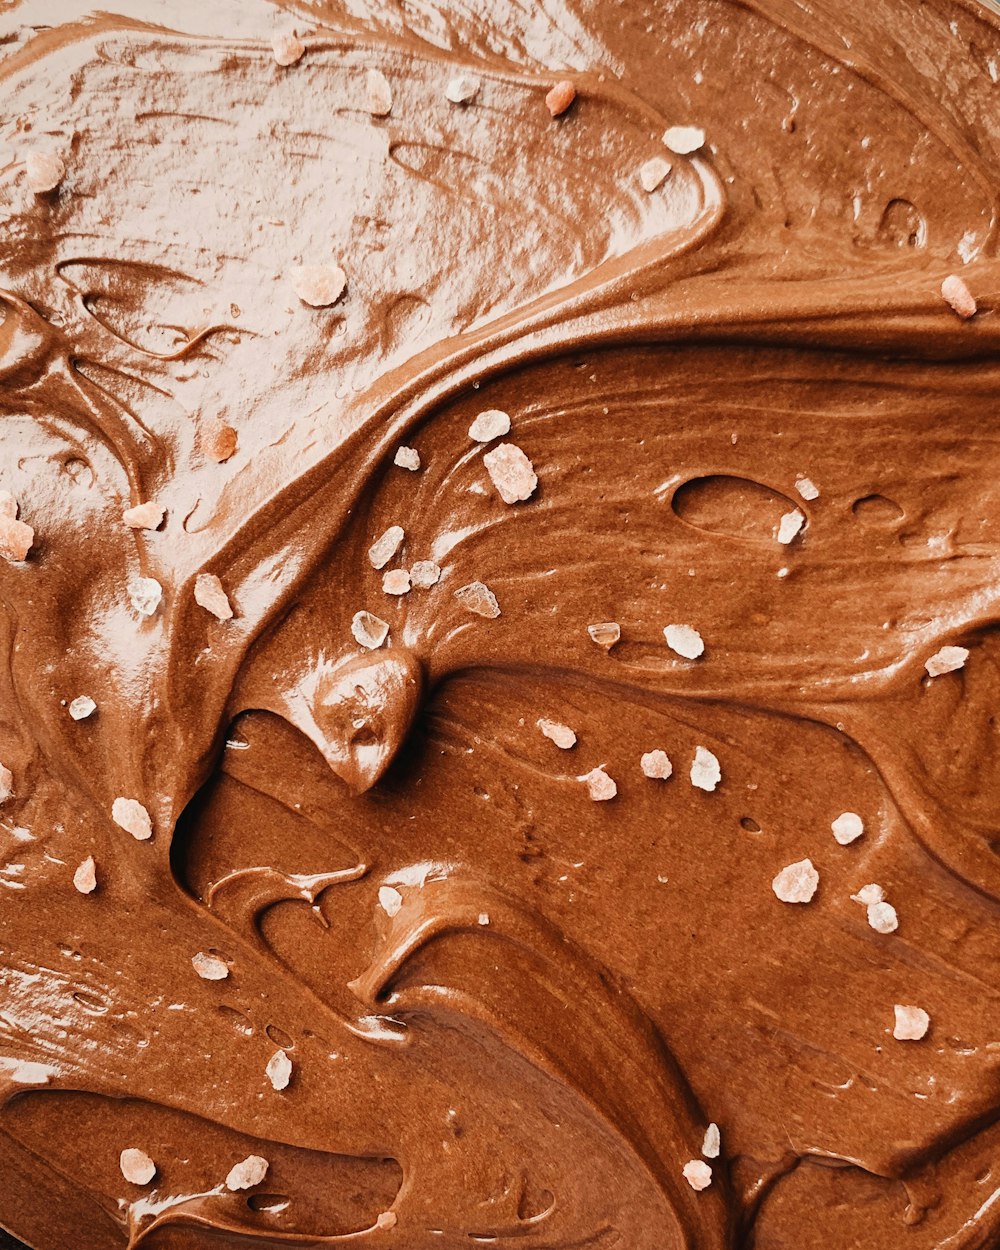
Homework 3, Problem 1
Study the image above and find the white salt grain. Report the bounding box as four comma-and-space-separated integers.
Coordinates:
925, 645, 968, 677
831, 811, 864, 845
772, 858, 819, 904
893, 1004, 929, 1041
469, 409, 511, 442
369, 525, 404, 570
690, 746, 721, 792
664, 624, 704, 659
640, 750, 672, 780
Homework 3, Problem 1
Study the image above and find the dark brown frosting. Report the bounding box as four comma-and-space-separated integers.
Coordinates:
1, 0, 1000, 1246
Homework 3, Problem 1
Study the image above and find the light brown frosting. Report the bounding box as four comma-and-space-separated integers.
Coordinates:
1, 0, 1000, 1246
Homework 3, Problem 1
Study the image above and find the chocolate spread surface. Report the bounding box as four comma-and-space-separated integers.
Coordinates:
1, 0, 1000, 1246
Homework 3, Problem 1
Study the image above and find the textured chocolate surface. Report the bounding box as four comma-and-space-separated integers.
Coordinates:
1, 1, 1000, 1246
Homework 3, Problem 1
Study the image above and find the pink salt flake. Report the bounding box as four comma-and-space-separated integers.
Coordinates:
795, 477, 820, 501
203, 422, 238, 463
112, 797, 152, 841
194, 572, 234, 621
351, 610, 390, 650
545, 80, 576, 116
368, 525, 404, 570
663, 125, 705, 154
376, 1212, 398, 1230
702, 1123, 721, 1159
25, 150, 65, 193
266, 1049, 293, 1091
292, 263, 347, 308
639, 155, 672, 192
683, 1159, 712, 1191
893, 1004, 930, 1041
69, 695, 97, 721
941, 273, 976, 319
583, 767, 617, 801
664, 623, 704, 659
226, 1154, 269, 1191
777, 509, 804, 545
128, 576, 162, 618
925, 645, 968, 677
410, 560, 441, 588
271, 30, 305, 66
483, 443, 537, 504
393, 446, 420, 471
831, 811, 864, 845
772, 858, 819, 904
852, 883, 884, 906
122, 501, 164, 530
690, 746, 721, 792
455, 581, 500, 618
366, 67, 393, 116
587, 621, 620, 649
867, 900, 899, 934
538, 718, 576, 749
73, 856, 97, 895
0, 763, 12, 804
119, 1148, 156, 1186
641, 749, 672, 780
469, 409, 511, 442
378, 884, 403, 917
0, 515, 33, 562
382, 568, 411, 595
192, 951, 229, 981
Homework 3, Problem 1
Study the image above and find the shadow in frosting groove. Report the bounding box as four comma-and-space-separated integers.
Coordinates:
2, 0, 1000, 1247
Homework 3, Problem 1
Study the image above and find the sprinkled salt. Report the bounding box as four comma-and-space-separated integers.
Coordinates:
292, 264, 347, 307
852, 883, 884, 906
583, 767, 617, 801
483, 442, 537, 504
271, 30, 305, 66
194, 572, 234, 621
469, 409, 511, 442
663, 125, 705, 154
941, 273, 976, 319
772, 858, 819, 904
120, 1148, 156, 1186
69, 695, 97, 721
128, 576, 162, 618
683, 1159, 712, 1190
192, 952, 229, 981
226, 1155, 269, 1191
478, 912, 490, 926
266, 1049, 292, 1090
446, 74, 479, 104
351, 610, 390, 650
831, 811, 864, 845
25, 150, 65, 193
702, 1123, 720, 1158
376, 1212, 398, 1230
690, 746, 721, 792
455, 581, 500, 618
893, 1004, 929, 1041
122, 501, 164, 530
369, 525, 404, 570
867, 900, 899, 934
538, 718, 576, 749
664, 623, 704, 659
0, 763, 11, 804
378, 884, 403, 917
366, 67, 393, 116
410, 560, 441, 588
777, 509, 804, 545
112, 797, 152, 841
640, 749, 672, 780
382, 568, 411, 595
639, 155, 673, 192
73, 856, 97, 895
394, 446, 420, 471
545, 80, 576, 116
925, 645, 968, 677
587, 621, 620, 649
795, 477, 820, 501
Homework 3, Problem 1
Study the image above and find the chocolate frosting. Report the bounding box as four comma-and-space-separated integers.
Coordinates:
1, 0, 1000, 1246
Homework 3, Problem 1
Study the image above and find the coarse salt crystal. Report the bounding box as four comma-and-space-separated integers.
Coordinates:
664, 623, 704, 659
394, 446, 420, 471
271, 30, 305, 66
0, 763, 11, 804
226, 1155, 269, 1191
683, 1159, 712, 1190
122, 501, 164, 530
378, 884, 403, 917
583, 767, 617, 801
292, 264, 347, 307
483, 443, 537, 504
690, 746, 721, 792
587, 621, 620, 649
266, 1049, 292, 1090
120, 1148, 156, 1185
893, 1004, 929, 1040
446, 74, 479, 104
831, 811, 864, 845
702, 1123, 721, 1159
455, 581, 500, 618
941, 273, 976, 319
663, 125, 705, 154
410, 560, 441, 588
192, 952, 229, 980
538, 718, 576, 749
73, 856, 97, 894
366, 67, 393, 116
772, 858, 819, 904
351, 611, 390, 650
868, 900, 898, 934
0, 515, 33, 562
25, 150, 65, 193
925, 645, 968, 677
640, 749, 672, 780
112, 797, 152, 841
852, 883, 884, 905
545, 80, 576, 116
795, 477, 820, 501
376, 1212, 398, 1230
128, 577, 162, 618
369, 525, 404, 570
69, 695, 97, 721
469, 409, 511, 442
639, 155, 672, 192
194, 572, 234, 620
478, 912, 490, 926
382, 568, 411, 595
777, 509, 804, 545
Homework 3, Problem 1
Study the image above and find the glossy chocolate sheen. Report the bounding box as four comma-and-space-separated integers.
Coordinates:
1, 0, 1000, 1246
